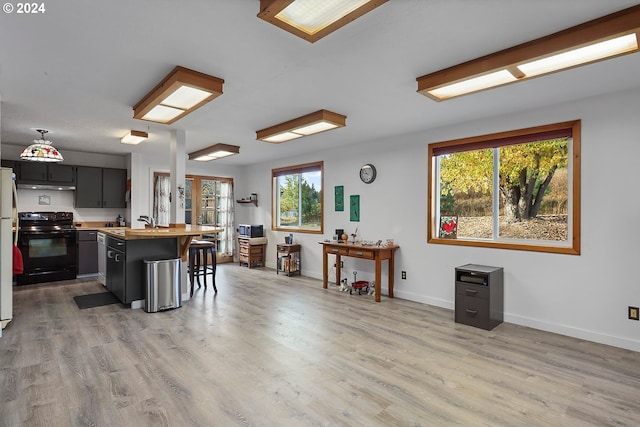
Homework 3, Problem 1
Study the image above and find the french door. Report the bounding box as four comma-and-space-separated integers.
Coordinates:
154, 173, 235, 263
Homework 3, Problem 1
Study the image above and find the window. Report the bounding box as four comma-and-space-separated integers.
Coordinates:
428, 120, 580, 255
272, 161, 323, 233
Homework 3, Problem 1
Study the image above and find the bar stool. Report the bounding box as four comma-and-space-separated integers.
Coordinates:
188, 239, 217, 296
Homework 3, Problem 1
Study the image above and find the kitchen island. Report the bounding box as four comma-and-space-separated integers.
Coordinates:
98, 225, 222, 305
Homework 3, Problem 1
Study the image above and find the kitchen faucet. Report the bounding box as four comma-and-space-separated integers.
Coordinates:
137, 215, 156, 228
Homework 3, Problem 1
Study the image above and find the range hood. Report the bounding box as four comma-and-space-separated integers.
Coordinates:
17, 183, 76, 191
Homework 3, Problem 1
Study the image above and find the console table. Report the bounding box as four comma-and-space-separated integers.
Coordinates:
320, 242, 399, 302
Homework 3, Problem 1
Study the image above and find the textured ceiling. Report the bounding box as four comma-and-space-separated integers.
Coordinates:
1, 0, 639, 166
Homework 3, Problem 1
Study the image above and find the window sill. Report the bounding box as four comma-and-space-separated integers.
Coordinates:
428, 236, 579, 255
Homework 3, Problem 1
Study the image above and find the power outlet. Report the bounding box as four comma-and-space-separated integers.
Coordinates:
401, 271, 406, 280
334, 261, 343, 268
629, 306, 639, 321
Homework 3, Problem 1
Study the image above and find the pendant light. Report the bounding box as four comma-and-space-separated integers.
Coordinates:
20, 129, 64, 162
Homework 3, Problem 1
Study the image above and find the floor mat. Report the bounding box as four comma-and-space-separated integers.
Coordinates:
73, 292, 121, 309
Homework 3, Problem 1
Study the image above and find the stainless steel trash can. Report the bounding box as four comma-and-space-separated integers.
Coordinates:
144, 257, 181, 313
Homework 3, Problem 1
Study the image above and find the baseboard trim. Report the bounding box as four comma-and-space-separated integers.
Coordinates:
392, 290, 640, 352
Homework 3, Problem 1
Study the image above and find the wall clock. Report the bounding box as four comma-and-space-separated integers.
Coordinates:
359, 163, 377, 184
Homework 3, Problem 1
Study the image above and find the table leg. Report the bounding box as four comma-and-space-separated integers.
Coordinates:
388, 251, 395, 299
322, 247, 328, 289
335, 254, 341, 287
375, 256, 382, 302
202, 249, 208, 290
189, 248, 195, 297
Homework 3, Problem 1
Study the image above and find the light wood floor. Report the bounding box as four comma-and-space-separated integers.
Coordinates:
1, 265, 639, 426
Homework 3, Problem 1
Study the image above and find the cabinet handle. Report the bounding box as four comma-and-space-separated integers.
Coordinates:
465, 289, 478, 296
115, 254, 122, 262
107, 250, 115, 259
356, 251, 363, 256
465, 309, 478, 316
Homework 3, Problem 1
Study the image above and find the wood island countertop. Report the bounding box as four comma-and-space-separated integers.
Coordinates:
97, 225, 223, 239
98, 225, 223, 260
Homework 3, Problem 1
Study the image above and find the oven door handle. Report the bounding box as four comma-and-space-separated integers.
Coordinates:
21, 230, 76, 235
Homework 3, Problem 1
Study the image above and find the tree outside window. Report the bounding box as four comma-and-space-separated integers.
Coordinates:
429, 121, 580, 255
272, 161, 323, 233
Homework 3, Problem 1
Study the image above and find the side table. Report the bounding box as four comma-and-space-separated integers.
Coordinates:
276, 243, 301, 276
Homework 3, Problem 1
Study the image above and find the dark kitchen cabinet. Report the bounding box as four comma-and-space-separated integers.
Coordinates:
106, 236, 126, 302
18, 162, 75, 184
75, 166, 127, 208
75, 166, 102, 207
102, 168, 127, 208
1, 159, 19, 174
77, 230, 98, 276
106, 235, 177, 304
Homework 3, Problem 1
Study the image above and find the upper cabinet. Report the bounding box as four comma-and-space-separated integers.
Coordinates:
75, 166, 127, 208
1, 159, 19, 173
102, 168, 127, 208
18, 162, 75, 185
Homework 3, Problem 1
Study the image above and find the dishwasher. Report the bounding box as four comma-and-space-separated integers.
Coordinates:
97, 232, 106, 285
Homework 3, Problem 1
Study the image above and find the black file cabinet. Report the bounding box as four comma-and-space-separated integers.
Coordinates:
455, 264, 503, 330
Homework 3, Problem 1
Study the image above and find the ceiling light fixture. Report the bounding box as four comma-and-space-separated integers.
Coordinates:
417, 5, 640, 101
256, 109, 346, 143
133, 66, 224, 124
188, 143, 240, 161
120, 130, 149, 145
257, 0, 387, 43
20, 129, 64, 162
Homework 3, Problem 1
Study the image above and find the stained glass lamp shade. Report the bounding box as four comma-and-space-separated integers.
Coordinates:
20, 130, 64, 162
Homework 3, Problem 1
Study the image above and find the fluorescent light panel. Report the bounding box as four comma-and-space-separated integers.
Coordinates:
276, 0, 371, 35
263, 132, 304, 143
517, 33, 638, 77
188, 143, 240, 162
427, 70, 517, 100
120, 130, 148, 145
161, 86, 213, 109
256, 110, 346, 143
133, 66, 224, 124
258, 0, 387, 43
417, 5, 640, 101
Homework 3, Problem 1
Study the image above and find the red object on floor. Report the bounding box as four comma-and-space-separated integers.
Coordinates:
351, 280, 369, 289
13, 245, 24, 275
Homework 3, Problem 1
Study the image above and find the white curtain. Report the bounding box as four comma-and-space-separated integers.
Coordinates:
153, 176, 171, 227
219, 182, 235, 257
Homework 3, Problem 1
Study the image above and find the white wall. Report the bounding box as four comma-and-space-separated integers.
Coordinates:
241, 88, 640, 352
129, 147, 244, 227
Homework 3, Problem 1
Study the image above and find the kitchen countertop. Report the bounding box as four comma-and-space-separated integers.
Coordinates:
97, 225, 223, 240
98, 225, 224, 260
75, 221, 121, 229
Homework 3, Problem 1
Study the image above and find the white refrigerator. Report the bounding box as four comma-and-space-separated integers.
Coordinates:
1, 166, 18, 333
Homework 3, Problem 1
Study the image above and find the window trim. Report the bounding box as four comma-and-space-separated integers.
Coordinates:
272, 161, 324, 234
427, 120, 581, 255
